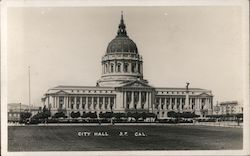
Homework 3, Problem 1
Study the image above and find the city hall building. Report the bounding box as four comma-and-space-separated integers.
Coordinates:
42, 13, 213, 119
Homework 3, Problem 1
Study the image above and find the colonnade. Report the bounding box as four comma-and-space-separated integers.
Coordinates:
47, 96, 116, 111
102, 61, 143, 74
154, 97, 213, 111
123, 91, 151, 109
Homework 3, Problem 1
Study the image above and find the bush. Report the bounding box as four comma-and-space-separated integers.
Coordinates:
20, 112, 32, 123
70, 111, 80, 118
99, 112, 113, 119
53, 112, 67, 118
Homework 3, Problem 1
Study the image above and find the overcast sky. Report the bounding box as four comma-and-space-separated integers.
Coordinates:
7, 6, 244, 106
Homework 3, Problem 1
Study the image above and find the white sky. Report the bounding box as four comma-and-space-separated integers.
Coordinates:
7, 6, 244, 106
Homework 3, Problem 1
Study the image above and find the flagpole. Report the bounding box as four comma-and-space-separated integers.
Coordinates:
28, 66, 31, 112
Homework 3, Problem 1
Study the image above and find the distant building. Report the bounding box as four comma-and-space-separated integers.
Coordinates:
214, 101, 243, 115
8, 103, 40, 122
43, 13, 213, 119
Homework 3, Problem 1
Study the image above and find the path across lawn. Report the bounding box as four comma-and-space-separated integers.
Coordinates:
8, 125, 242, 151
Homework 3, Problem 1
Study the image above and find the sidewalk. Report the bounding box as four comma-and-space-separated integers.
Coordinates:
8, 122, 243, 128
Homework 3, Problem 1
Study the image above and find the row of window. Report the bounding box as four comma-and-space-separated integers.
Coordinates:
68, 103, 114, 110
103, 62, 141, 74
126, 103, 146, 109
155, 98, 212, 104
55, 97, 115, 109
70, 90, 113, 93
154, 103, 196, 110
8, 113, 20, 117
157, 91, 195, 94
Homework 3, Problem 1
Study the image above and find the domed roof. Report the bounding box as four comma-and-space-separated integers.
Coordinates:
106, 12, 138, 54
106, 36, 138, 53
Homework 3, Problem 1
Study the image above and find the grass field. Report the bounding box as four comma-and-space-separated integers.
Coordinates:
8, 125, 242, 151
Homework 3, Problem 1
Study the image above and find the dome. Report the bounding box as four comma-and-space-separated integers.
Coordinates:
106, 36, 138, 53
106, 12, 138, 54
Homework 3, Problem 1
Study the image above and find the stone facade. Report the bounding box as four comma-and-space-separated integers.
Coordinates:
43, 13, 213, 119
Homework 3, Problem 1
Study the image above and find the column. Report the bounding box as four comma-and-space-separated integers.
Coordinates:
140, 62, 143, 75
108, 97, 111, 111
55, 96, 58, 108
74, 97, 76, 110
159, 98, 162, 110
131, 92, 134, 109
97, 97, 100, 111
164, 98, 167, 110
145, 92, 148, 109
47, 95, 50, 108
102, 97, 105, 110
179, 98, 182, 111
53, 96, 55, 108
174, 98, 177, 110
138, 92, 141, 108
80, 97, 82, 111
114, 97, 116, 109
63, 96, 66, 109
66, 96, 68, 109
121, 62, 124, 74
195, 98, 199, 110
91, 97, 94, 110
198, 98, 201, 109
148, 92, 151, 109
124, 92, 126, 108
170, 98, 172, 110
206, 98, 209, 109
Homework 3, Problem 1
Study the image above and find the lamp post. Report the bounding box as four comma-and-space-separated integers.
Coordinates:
19, 102, 21, 123
185, 82, 190, 111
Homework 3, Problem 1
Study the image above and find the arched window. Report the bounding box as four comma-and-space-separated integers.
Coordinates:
124, 63, 128, 72
111, 64, 114, 73
117, 63, 121, 72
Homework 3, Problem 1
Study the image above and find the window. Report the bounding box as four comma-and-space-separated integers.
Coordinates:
124, 63, 128, 72
94, 97, 97, 104
88, 97, 92, 104
99, 97, 103, 104
117, 63, 121, 72
82, 97, 86, 104
111, 64, 114, 73
71, 97, 74, 104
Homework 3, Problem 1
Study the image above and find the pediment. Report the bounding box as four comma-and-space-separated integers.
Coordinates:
121, 80, 152, 88
198, 92, 210, 97
55, 90, 69, 95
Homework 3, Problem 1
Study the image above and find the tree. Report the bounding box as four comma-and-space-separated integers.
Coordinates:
20, 112, 32, 123
113, 113, 126, 119
86, 112, 97, 119
99, 112, 113, 119
53, 112, 67, 118
167, 111, 177, 118
70, 111, 80, 118
81, 112, 88, 118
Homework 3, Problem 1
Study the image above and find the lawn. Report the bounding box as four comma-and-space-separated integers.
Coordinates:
8, 125, 242, 151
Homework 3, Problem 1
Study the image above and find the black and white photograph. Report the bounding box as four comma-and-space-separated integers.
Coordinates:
1, 0, 249, 155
